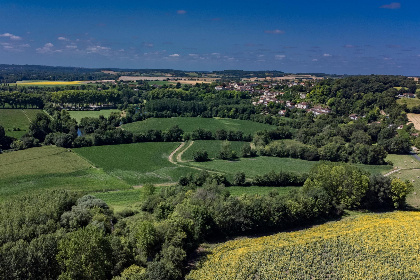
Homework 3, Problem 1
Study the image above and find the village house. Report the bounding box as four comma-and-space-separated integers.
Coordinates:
349, 114, 359, 120
308, 105, 331, 115
296, 102, 309, 109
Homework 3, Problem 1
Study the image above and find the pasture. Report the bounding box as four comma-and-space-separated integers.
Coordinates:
67, 109, 121, 123
122, 117, 277, 135
187, 156, 391, 179
188, 211, 420, 280
73, 142, 199, 185
387, 154, 420, 208
0, 146, 130, 200
397, 98, 420, 109
0, 109, 42, 138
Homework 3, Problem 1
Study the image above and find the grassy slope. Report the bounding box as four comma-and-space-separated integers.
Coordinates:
0, 109, 42, 138
397, 97, 420, 109
0, 146, 129, 201
188, 212, 420, 280
122, 117, 277, 135
386, 154, 420, 208
187, 156, 391, 179
74, 142, 199, 185
181, 140, 248, 160
68, 109, 121, 123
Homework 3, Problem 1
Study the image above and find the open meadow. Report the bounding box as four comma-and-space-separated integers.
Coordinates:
387, 154, 420, 207
67, 109, 121, 123
186, 156, 392, 179
122, 117, 277, 135
73, 142, 199, 186
397, 98, 420, 109
0, 109, 43, 138
0, 146, 130, 201
188, 211, 420, 280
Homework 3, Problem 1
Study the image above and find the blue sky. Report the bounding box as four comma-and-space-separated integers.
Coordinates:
0, 0, 419, 75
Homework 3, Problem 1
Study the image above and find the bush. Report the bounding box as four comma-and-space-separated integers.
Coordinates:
193, 150, 209, 162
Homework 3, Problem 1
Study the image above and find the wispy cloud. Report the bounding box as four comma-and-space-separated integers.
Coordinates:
0, 33, 22, 40
264, 29, 285, 34
323, 53, 332, 57
380, 2, 401, 9
1, 42, 30, 52
36, 43, 55, 53
177, 10, 187, 15
86, 45, 111, 55
58, 36, 69, 41
169, 53, 180, 57
275, 54, 286, 60
142, 42, 154, 48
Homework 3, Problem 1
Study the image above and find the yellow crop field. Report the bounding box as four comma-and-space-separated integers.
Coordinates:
188, 212, 420, 280
15, 80, 85, 86
407, 113, 420, 130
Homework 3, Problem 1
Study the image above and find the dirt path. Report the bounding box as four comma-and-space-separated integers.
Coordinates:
21, 109, 32, 123
177, 141, 194, 163
132, 182, 177, 189
168, 142, 186, 164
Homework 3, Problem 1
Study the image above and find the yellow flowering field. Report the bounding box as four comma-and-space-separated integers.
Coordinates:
187, 212, 420, 280
15, 81, 85, 86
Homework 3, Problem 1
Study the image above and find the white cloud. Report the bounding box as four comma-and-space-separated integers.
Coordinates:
58, 36, 69, 41
323, 53, 332, 57
86, 45, 111, 54
169, 53, 180, 57
0, 33, 22, 40
264, 29, 285, 34
36, 43, 55, 53
65, 45, 77, 49
312, 59, 318, 62
275, 54, 286, 60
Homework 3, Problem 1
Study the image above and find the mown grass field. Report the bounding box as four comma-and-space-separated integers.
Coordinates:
181, 140, 248, 160
188, 211, 420, 280
74, 142, 199, 185
397, 97, 420, 109
0, 109, 42, 138
0, 146, 129, 201
187, 156, 392, 179
387, 154, 420, 208
67, 109, 121, 123
122, 117, 277, 135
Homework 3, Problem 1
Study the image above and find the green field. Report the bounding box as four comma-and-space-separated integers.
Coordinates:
397, 98, 420, 109
187, 156, 392, 179
181, 140, 248, 160
74, 142, 198, 185
386, 154, 420, 207
0, 146, 129, 200
122, 117, 277, 135
0, 109, 43, 138
67, 109, 121, 123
